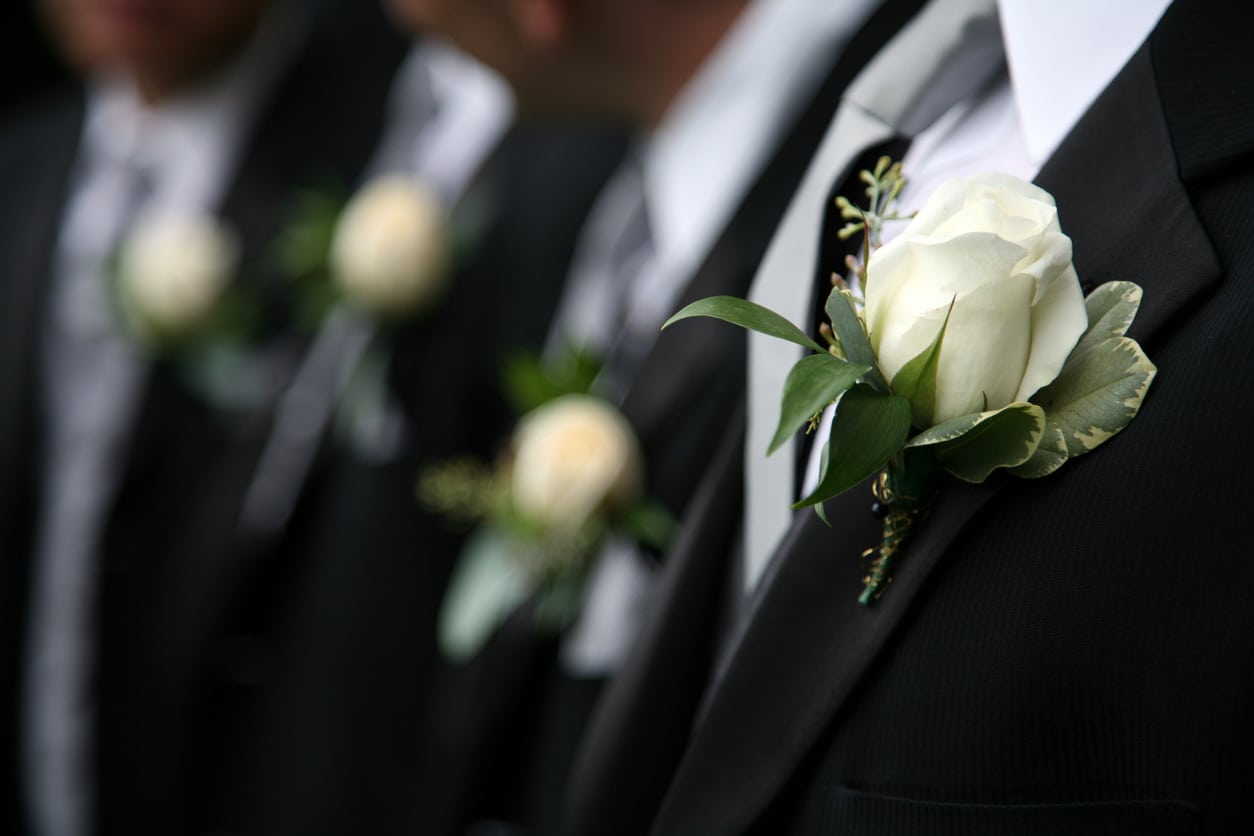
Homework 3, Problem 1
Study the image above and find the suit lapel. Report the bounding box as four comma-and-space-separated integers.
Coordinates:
0, 95, 82, 823
564, 406, 746, 836
0, 94, 83, 528
653, 30, 1222, 836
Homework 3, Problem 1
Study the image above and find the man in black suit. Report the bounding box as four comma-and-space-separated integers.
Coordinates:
0, 1, 410, 833
395, 0, 943, 833
232, 16, 631, 835
565, 0, 1254, 833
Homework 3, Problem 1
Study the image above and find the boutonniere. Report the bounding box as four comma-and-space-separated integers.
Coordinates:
279, 174, 453, 326
112, 211, 280, 410
667, 160, 1157, 604
267, 174, 454, 454
421, 351, 675, 661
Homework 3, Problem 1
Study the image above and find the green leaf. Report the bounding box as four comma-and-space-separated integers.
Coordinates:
911, 402, 1046, 483
824, 287, 889, 392
768, 353, 871, 455
275, 187, 343, 281
1074, 281, 1143, 358
889, 298, 955, 428
501, 345, 602, 416
794, 384, 911, 508
618, 499, 679, 551
534, 569, 586, 634
438, 527, 531, 662
1008, 421, 1068, 478
665, 295, 825, 353
1032, 335, 1157, 459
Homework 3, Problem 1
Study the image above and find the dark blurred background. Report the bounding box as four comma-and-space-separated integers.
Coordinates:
0, 4, 70, 116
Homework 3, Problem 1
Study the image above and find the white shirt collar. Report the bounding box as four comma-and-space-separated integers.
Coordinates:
643, 0, 882, 277
998, 0, 1173, 164
402, 40, 514, 207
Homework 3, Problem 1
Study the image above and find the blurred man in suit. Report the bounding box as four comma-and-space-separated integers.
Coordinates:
397, 0, 933, 833
0, 1, 407, 833
230, 9, 629, 833
562, 0, 1254, 833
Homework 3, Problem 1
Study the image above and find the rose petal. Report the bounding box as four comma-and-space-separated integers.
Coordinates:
1015, 263, 1088, 403
932, 273, 1035, 423
867, 231, 1029, 381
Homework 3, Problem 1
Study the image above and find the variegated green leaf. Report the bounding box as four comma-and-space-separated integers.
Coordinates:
905, 411, 983, 448
1074, 281, 1143, 358
769, 353, 870, 455
1007, 420, 1068, 479
438, 527, 530, 662
889, 298, 954, 428
794, 384, 911, 509
1032, 335, 1156, 458
664, 295, 824, 353
909, 402, 1046, 483
824, 286, 889, 393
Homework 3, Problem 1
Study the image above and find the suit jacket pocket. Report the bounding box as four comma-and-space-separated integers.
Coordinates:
822, 787, 1199, 836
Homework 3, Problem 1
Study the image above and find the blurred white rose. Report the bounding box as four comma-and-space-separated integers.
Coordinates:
865, 173, 1088, 426
511, 395, 642, 530
330, 175, 451, 317
119, 212, 238, 340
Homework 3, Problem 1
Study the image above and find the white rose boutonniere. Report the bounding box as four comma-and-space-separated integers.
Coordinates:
421, 360, 674, 661
116, 212, 239, 345
511, 395, 643, 533
330, 175, 451, 318
668, 160, 1156, 604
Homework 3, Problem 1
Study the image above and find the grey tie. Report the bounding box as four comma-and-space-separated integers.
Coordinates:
597, 159, 655, 402
742, 0, 1004, 594
549, 156, 655, 400
24, 154, 154, 836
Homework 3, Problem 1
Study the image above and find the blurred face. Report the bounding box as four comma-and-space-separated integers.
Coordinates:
389, 0, 622, 117
43, 0, 270, 94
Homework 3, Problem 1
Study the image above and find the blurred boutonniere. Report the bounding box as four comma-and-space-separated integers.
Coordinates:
420, 350, 675, 661
667, 160, 1157, 604
111, 211, 281, 411
278, 174, 452, 327
265, 174, 454, 458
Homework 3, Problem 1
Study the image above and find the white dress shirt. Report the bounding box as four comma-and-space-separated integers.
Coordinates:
558, 0, 882, 675
368, 39, 514, 207
797, 1, 1173, 525
22, 9, 302, 835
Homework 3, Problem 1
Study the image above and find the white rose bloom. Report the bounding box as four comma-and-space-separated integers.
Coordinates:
511, 395, 642, 530
119, 212, 237, 339
865, 173, 1088, 426
330, 175, 450, 317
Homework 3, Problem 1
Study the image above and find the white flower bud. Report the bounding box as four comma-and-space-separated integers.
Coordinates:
119, 212, 238, 340
865, 173, 1089, 426
330, 175, 451, 317
511, 395, 643, 530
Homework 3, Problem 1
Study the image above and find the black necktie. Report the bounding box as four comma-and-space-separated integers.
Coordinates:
793, 135, 911, 496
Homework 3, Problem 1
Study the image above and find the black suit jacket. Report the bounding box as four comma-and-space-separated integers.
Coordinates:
0, 8, 409, 834
575, 1, 1254, 834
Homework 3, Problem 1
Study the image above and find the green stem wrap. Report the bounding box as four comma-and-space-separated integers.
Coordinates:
858, 449, 940, 605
